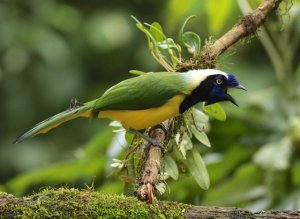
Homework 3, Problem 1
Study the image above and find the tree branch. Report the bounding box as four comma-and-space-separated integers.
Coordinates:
135, 125, 167, 203
202, 0, 282, 59
1, 188, 299, 218
135, 0, 283, 202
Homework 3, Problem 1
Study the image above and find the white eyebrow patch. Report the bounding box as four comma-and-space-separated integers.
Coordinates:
188, 69, 228, 78
185, 69, 228, 90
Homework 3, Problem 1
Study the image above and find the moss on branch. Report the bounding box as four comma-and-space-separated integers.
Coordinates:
0, 188, 187, 219
1, 188, 300, 218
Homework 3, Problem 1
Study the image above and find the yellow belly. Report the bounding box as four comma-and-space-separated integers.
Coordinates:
98, 95, 185, 130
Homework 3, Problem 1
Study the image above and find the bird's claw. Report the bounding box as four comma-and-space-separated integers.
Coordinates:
127, 129, 165, 152
146, 138, 165, 151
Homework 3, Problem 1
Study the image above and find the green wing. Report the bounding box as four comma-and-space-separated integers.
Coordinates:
93, 72, 191, 111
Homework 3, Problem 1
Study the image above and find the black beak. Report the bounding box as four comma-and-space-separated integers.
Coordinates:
226, 93, 239, 107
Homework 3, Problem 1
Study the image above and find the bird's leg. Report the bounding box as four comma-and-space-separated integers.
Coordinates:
127, 129, 165, 151
147, 124, 168, 151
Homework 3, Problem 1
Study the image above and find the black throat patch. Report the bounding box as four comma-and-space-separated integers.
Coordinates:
179, 74, 225, 113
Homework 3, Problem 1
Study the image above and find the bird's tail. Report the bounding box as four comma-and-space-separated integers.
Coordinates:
14, 99, 96, 144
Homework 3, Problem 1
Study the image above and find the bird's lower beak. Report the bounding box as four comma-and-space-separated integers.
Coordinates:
226, 93, 239, 107
226, 84, 246, 107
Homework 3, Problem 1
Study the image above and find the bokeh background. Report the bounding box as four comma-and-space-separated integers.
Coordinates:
1, 0, 300, 211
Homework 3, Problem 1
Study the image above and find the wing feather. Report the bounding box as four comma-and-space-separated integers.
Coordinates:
93, 72, 191, 111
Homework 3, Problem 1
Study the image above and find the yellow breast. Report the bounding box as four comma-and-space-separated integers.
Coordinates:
98, 95, 185, 130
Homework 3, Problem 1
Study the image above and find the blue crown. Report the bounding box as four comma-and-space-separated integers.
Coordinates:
228, 74, 239, 87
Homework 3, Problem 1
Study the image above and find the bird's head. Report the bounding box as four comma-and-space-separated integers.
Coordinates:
201, 73, 246, 106
179, 70, 246, 113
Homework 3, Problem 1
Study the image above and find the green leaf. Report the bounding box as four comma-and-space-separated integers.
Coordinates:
132, 18, 157, 48
178, 15, 196, 45
191, 125, 211, 147
182, 31, 201, 56
178, 15, 201, 56
129, 70, 145, 75
163, 155, 179, 180
192, 107, 209, 131
149, 22, 164, 42
125, 131, 134, 144
157, 38, 178, 50
203, 103, 226, 121
185, 147, 210, 190
182, 132, 193, 150
192, 107, 209, 123
132, 16, 177, 71
131, 15, 142, 25
166, 138, 176, 152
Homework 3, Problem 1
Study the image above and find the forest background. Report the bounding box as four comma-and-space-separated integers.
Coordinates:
0, 0, 300, 211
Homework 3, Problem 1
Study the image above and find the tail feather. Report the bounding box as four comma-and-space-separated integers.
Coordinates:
14, 101, 94, 144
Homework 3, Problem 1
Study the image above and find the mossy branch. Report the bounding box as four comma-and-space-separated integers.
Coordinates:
135, 0, 284, 202
1, 188, 299, 219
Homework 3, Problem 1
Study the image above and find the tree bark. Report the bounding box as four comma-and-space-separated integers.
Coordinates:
1, 188, 299, 219
185, 206, 300, 219
135, 126, 166, 203
135, 0, 284, 202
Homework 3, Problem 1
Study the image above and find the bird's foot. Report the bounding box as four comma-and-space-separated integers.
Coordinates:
127, 129, 165, 151
145, 138, 165, 151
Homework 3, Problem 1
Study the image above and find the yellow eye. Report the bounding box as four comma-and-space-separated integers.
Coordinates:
216, 79, 222, 84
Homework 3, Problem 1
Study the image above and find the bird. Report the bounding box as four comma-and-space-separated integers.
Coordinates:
14, 69, 245, 144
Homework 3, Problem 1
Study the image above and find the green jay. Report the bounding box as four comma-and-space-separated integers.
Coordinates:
14, 69, 245, 144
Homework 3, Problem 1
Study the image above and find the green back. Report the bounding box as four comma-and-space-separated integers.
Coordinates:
93, 72, 191, 111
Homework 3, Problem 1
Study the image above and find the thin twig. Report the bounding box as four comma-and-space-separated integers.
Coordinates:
203, 0, 282, 58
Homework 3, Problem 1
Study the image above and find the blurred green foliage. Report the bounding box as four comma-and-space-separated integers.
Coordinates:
1, 0, 300, 211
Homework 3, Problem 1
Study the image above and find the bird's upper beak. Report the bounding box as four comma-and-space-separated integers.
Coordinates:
232, 84, 247, 91
226, 84, 246, 107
